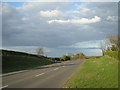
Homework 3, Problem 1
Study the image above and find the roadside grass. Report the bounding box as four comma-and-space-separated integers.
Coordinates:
2, 55, 53, 73
66, 56, 118, 88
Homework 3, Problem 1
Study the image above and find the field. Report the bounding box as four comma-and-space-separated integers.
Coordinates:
2, 50, 53, 73
66, 56, 118, 88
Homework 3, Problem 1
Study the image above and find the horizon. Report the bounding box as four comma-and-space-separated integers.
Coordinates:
1, 48, 102, 57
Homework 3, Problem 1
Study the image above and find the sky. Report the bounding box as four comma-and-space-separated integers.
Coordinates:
1, 2, 118, 57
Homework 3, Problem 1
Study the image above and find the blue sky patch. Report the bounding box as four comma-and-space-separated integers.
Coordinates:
6, 2, 24, 7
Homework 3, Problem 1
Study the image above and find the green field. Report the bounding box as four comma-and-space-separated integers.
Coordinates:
66, 56, 118, 88
2, 55, 53, 73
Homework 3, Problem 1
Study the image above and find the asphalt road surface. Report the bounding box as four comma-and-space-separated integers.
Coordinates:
2, 60, 83, 88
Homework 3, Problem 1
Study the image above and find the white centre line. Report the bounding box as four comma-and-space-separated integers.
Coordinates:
0, 85, 8, 89
54, 68, 59, 70
35, 73, 45, 77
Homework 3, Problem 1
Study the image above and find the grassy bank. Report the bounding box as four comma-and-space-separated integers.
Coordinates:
66, 56, 118, 88
2, 55, 53, 73
2, 50, 54, 73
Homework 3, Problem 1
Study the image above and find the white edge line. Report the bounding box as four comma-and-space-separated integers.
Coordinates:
35, 73, 45, 77
54, 68, 59, 70
0, 70, 28, 77
0, 85, 8, 89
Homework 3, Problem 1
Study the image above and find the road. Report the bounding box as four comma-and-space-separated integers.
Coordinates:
2, 60, 83, 88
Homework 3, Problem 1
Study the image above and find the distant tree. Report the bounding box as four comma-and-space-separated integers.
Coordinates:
100, 42, 106, 56
78, 53, 85, 57
36, 47, 44, 56
111, 45, 118, 51
72, 53, 85, 60
63, 55, 71, 61
106, 47, 111, 51
60, 58, 64, 61
107, 35, 119, 51
66, 53, 74, 58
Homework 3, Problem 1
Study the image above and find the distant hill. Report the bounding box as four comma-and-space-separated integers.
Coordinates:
1, 49, 44, 58
2, 49, 53, 73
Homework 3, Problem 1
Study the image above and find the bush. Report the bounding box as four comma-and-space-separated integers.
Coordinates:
48, 57, 62, 63
72, 53, 85, 60
105, 51, 118, 60
111, 45, 118, 51
63, 55, 71, 61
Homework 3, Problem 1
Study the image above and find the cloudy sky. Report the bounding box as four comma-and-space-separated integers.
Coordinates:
2, 2, 118, 57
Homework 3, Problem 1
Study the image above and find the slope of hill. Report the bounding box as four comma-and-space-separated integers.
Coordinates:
1, 49, 53, 73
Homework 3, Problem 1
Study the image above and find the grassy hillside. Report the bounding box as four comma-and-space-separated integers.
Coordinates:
66, 56, 118, 88
2, 50, 53, 73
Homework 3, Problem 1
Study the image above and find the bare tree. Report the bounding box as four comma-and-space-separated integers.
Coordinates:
99, 34, 119, 56
36, 47, 44, 56
100, 42, 106, 56
107, 35, 119, 51
66, 53, 73, 57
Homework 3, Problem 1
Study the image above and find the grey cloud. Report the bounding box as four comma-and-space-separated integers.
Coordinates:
2, 2, 118, 56
2, 3, 25, 39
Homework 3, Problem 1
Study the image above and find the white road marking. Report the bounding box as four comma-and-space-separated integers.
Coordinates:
0, 85, 8, 89
0, 70, 28, 77
62, 66, 65, 67
35, 73, 45, 77
54, 68, 59, 70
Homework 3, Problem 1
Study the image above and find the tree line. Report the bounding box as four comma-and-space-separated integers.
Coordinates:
100, 34, 119, 56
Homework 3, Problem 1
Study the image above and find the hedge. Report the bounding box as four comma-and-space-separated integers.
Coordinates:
105, 51, 119, 60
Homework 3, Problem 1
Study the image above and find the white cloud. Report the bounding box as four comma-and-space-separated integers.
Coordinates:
107, 16, 118, 21
2, 2, 118, 57
68, 40, 104, 48
82, 8, 90, 12
39, 10, 61, 17
48, 16, 101, 24
67, 11, 80, 14
18, 2, 71, 13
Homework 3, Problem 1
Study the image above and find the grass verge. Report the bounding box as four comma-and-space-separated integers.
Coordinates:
2, 55, 53, 73
66, 56, 118, 88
